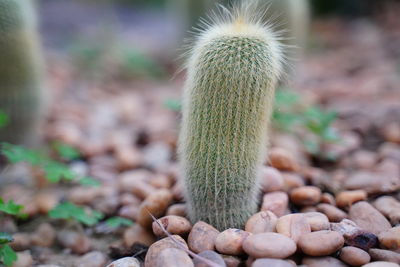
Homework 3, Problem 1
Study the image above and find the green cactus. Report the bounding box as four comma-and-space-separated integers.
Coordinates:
0, 0, 46, 146
179, 1, 285, 230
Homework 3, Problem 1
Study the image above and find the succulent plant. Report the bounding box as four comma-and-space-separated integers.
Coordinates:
179, 1, 285, 230
0, 0, 46, 146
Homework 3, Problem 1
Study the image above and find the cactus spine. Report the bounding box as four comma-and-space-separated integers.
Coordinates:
0, 0, 46, 145
179, 2, 285, 230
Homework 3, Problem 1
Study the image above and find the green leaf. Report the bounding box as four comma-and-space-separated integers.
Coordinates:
0, 233, 13, 245
0, 199, 23, 216
78, 177, 101, 187
164, 99, 182, 111
0, 143, 43, 165
105, 216, 133, 228
49, 202, 104, 226
0, 244, 17, 266
53, 142, 80, 161
42, 161, 75, 183
0, 111, 9, 128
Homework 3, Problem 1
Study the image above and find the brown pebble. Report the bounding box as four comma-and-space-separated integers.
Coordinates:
76, 251, 108, 267
321, 193, 336, 205
351, 150, 377, 169
317, 203, 347, 222
35, 192, 58, 214
260, 166, 284, 192
268, 147, 299, 171
368, 248, 400, 264
252, 258, 294, 267
373, 196, 400, 225
31, 223, 56, 247
123, 224, 156, 247
302, 256, 349, 267
10, 233, 31, 251
303, 212, 330, 231
152, 215, 192, 238
290, 186, 321, 206
298, 230, 344, 256
276, 214, 311, 243
261, 191, 289, 217
57, 229, 91, 254
155, 248, 194, 267
340, 246, 370, 266
349, 201, 391, 235
215, 229, 251, 255
245, 211, 278, 234
194, 250, 226, 267
118, 204, 139, 221
281, 172, 305, 192
137, 189, 173, 229
188, 221, 220, 253
166, 203, 187, 217
336, 190, 367, 209
242, 232, 296, 259
106, 257, 140, 267
149, 173, 173, 189
378, 227, 400, 252
144, 235, 188, 266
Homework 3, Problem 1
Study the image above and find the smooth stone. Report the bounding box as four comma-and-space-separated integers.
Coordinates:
242, 233, 296, 259
298, 230, 344, 256
348, 202, 391, 235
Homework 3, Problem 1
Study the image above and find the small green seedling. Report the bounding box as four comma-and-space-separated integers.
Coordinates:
52, 141, 80, 161
0, 199, 23, 216
105, 216, 134, 228
0, 111, 8, 128
49, 202, 104, 226
0, 232, 17, 267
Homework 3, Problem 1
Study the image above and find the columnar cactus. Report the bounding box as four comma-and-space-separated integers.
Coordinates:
179, 2, 285, 230
0, 0, 46, 146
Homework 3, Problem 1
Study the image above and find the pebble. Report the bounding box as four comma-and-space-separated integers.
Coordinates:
242, 232, 297, 259
144, 235, 188, 266
344, 171, 400, 194
339, 246, 370, 266
373, 196, 400, 225
349, 201, 391, 235
368, 248, 400, 264
57, 229, 91, 254
321, 193, 336, 205
149, 173, 173, 189
31, 223, 56, 247
378, 227, 400, 252
336, 190, 367, 209
34, 192, 59, 214
215, 229, 250, 255
261, 192, 289, 217
114, 146, 144, 171
152, 215, 192, 238
188, 221, 220, 253
260, 166, 284, 192
12, 251, 33, 267
252, 258, 294, 267
281, 172, 305, 192
221, 255, 241, 267
10, 233, 31, 251
106, 257, 140, 267
166, 203, 187, 217
351, 150, 377, 169
245, 211, 278, 234
268, 148, 299, 172
290, 186, 321, 206
137, 189, 173, 228
361, 262, 400, 267
123, 224, 156, 247
298, 230, 344, 256
155, 248, 194, 267
194, 250, 226, 267
382, 122, 400, 143
118, 204, 139, 221
276, 214, 311, 243
302, 256, 349, 267
303, 212, 330, 231
317, 204, 347, 222
75, 251, 107, 267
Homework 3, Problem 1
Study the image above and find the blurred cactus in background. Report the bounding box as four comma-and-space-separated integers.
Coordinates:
0, 0, 46, 146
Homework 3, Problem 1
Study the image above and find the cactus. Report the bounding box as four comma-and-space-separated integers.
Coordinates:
0, 0, 46, 146
179, 1, 285, 230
